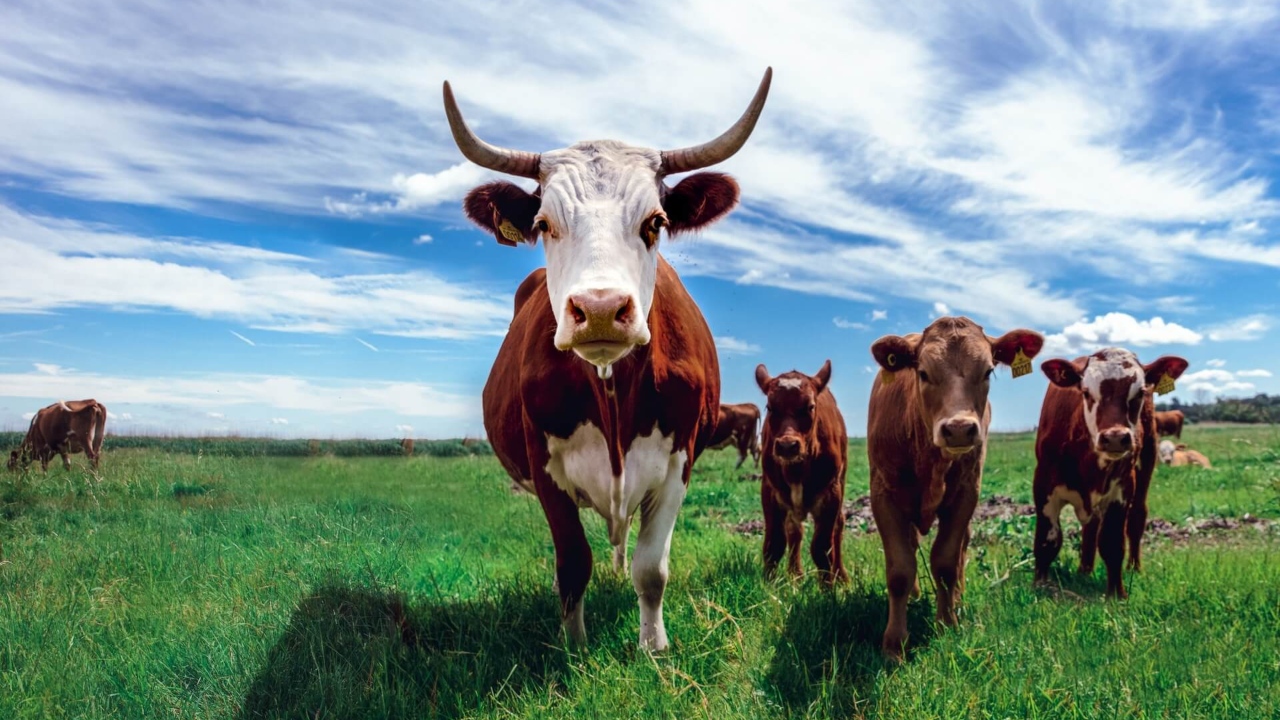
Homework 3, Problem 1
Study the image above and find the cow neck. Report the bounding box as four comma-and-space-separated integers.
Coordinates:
592, 372, 626, 478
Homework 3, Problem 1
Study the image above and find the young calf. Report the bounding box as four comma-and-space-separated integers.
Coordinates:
755, 360, 848, 585
1034, 348, 1189, 598
1158, 440, 1212, 468
868, 317, 1043, 660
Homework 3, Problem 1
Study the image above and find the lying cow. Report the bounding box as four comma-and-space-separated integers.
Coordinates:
755, 360, 848, 585
1034, 348, 1189, 598
707, 402, 761, 469
1153, 410, 1185, 438
8, 399, 107, 471
1158, 440, 1212, 468
868, 317, 1043, 660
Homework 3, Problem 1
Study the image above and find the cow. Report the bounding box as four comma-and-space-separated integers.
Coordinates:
400, 438, 415, 456
1033, 348, 1189, 598
8, 399, 107, 472
867, 317, 1044, 660
447, 68, 772, 650
1158, 440, 1212, 468
707, 402, 761, 469
755, 361, 848, 585
1153, 410, 1185, 438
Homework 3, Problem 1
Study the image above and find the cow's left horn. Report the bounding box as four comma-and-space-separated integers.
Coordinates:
442, 81, 541, 179
660, 67, 772, 175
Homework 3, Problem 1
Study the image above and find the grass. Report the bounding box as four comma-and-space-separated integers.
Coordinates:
1, 426, 1278, 718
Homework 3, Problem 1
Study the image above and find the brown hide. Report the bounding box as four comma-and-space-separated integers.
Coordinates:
9, 399, 107, 471
1154, 410, 1185, 438
707, 402, 761, 469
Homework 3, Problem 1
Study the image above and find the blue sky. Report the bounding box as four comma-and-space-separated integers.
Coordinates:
1, 0, 1278, 438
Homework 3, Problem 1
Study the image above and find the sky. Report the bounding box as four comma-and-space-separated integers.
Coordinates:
1, 0, 1278, 439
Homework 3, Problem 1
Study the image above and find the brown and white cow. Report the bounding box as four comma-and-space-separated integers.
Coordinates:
448, 69, 771, 649
1034, 348, 1189, 598
755, 361, 848, 585
1153, 410, 1185, 438
8, 399, 107, 472
707, 402, 761, 469
868, 317, 1043, 660
1158, 440, 1212, 468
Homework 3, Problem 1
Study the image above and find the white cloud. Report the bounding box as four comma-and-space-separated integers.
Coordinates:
395, 424, 414, 436
414, 234, 433, 245
871, 309, 888, 322
932, 302, 950, 317
715, 336, 762, 355
355, 337, 379, 352
1205, 358, 1227, 367
833, 317, 868, 330
1206, 314, 1271, 341
1236, 369, 1273, 378
270, 417, 289, 425
108, 412, 134, 421
21, 412, 35, 421
33, 363, 63, 375
1177, 368, 1256, 397
230, 330, 256, 347
206, 412, 226, 419
1043, 313, 1203, 356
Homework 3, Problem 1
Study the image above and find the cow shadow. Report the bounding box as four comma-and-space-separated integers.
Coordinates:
237, 576, 635, 720
764, 588, 936, 715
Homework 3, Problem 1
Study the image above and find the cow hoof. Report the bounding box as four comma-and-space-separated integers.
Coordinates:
1076, 565, 1094, 576
881, 641, 906, 664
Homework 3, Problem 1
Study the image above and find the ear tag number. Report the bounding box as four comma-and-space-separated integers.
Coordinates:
1011, 348, 1032, 379
497, 219, 524, 245
1155, 373, 1176, 396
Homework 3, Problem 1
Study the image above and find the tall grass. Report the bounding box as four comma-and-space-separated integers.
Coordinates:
0, 432, 492, 458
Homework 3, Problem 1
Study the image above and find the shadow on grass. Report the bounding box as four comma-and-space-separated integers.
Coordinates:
238, 577, 634, 719
765, 588, 936, 716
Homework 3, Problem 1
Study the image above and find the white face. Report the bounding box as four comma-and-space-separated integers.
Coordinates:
537, 141, 664, 368
1079, 347, 1145, 458
1158, 440, 1176, 464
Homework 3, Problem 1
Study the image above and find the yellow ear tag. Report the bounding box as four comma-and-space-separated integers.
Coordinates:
1011, 348, 1032, 379
1155, 373, 1176, 396
882, 354, 896, 384
497, 219, 524, 245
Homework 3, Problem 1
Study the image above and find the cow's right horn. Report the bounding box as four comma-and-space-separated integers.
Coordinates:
660, 67, 773, 175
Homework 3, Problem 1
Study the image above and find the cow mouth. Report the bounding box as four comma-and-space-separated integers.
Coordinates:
1100, 450, 1130, 461
572, 341, 634, 368
941, 445, 975, 457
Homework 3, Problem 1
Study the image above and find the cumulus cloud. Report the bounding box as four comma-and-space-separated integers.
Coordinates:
1043, 313, 1202, 356
1236, 369, 1273, 378
871, 309, 888, 322
1177, 368, 1256, 397
715, 336, 762, 355
1206, 315, 1271, 341
932, 302, 951, 317
395, 424, 414, 436
414, 234, 433, 245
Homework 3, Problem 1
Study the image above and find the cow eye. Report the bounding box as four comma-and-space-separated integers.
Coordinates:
641, 214, 666, 247
535, 218, 550, 235
918, 370, 930, 383
984, 368, 995, 381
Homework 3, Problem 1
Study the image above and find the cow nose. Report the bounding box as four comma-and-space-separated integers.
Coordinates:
941, 418, 979, 449
567, 290, 635, 340
1099, 429, 1133, 454
775, 438, 801, 458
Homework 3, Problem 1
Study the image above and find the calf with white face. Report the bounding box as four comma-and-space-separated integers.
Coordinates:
1034, 348, 1189, 597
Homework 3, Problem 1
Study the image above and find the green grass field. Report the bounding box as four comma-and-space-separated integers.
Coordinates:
2, 425, 1279, 719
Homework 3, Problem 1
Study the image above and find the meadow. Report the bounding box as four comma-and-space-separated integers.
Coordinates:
1, 425, 1279, 719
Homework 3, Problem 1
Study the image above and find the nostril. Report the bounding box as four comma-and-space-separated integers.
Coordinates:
569, 300, 586, 325
966, 424, 978, 439
614, 297, 633, 325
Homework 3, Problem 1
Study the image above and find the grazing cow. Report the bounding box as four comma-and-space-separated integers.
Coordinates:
707, 402, 761, 469
1154, 410, 1185, 438
755, 361, 848, 585
868, 317, 1044, 660
1034, 348, 1189, 598
400, 438, 415, 456
8, 399, 107, 472
1158, 440, 1212, 468
449, 69, 772, 649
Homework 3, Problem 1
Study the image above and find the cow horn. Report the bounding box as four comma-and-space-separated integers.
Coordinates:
442, 81, 541, 179
660, 67, 773, 175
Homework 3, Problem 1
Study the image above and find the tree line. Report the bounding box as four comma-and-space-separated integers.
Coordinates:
1157, 393, 1280, 424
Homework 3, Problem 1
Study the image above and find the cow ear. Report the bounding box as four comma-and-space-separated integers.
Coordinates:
755, 363, 772, 393
990, 329, 1045, 366
1143, 356, 1190, 387
1041, 358, 1085, 388
662, 172, 740, 236
812, 359, 832, 394
463, 181, 541, 246
870, 335, 918, 372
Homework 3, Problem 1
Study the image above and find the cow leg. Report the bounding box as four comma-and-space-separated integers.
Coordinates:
931, 488, 977, 627
612, 516, 631, 574
784, 514, 804, 578
631, 459, 687, 651
1078, 514, 1101, 576
761, 483, 787, 579
872, 490, 917, 661
534, 482, 592, 646
60, 448, 71, 471
808, 487, 848, 586
1099, 502, 1129, 598
734, 438, 748, 469
1126, 499, 1147, 572
1033, 506, 1063, 585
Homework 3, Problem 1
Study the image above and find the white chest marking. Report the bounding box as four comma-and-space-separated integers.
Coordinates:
1042, 486, 1085, 543
545, 422, 682, 529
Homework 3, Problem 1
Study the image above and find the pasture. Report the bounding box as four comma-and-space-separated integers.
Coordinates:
2, 426, 1279, 719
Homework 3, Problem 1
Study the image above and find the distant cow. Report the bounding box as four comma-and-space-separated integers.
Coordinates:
1153, 410, 1185, 438
707, 402, 761, 469
400, 438, 415, 456
756, 360, 848, 585
1158, 440, 1212, 468
868, 317, 1044, 660
1034, 348, 1189, 598
8, 399, 107, 472
451, 69, 772, 649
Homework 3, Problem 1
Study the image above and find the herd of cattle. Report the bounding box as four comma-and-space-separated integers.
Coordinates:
5, 68, 1225, 662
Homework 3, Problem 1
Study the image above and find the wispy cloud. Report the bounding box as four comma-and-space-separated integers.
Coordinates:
832, 317, 868, 330
355, 338, 379, 352
1206, 314, 1271, 342
230, 331, 256, 347
715, 336, 762, 355
270, 417, 289, 425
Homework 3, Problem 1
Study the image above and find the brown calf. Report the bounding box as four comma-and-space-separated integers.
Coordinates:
1153, 410, 1185, 438
1158, 440, 1211, 468
707, 402, 761, 469
868, 317, 1043, 660
755, 361, 848, 585
1034, 348, 1189, 598
8, 399, 107, 472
